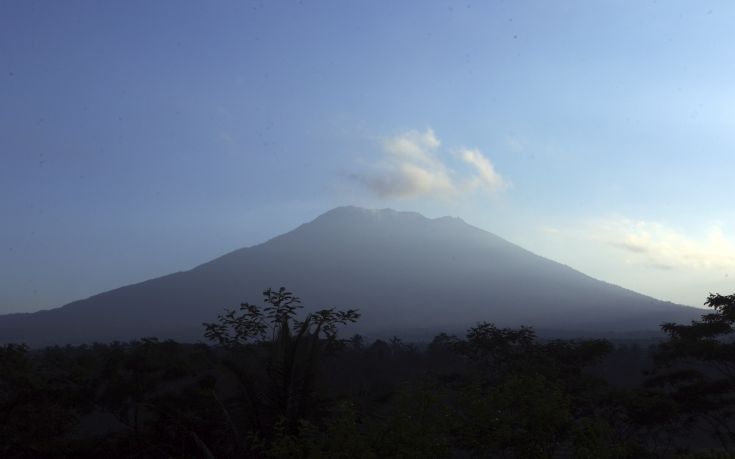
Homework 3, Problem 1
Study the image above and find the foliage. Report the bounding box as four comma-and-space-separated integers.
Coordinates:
460, 373, 570, 458
0, 344, 78, 457
650, 293, 735, 452
203, 287, 360, 452
4, 290, 735, 457
203, 287, 360, 348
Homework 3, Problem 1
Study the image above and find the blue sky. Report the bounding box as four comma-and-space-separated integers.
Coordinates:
2, 0, 734, 313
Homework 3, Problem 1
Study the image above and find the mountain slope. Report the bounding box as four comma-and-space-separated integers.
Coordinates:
0, 206, 702, 346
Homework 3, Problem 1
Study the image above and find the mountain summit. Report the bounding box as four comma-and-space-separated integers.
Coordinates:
0, 206, 701, 346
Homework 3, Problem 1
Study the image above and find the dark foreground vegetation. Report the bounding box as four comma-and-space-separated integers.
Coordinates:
3, 289, 735, 458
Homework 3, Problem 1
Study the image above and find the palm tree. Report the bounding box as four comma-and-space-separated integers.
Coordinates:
202, 287, 360, 450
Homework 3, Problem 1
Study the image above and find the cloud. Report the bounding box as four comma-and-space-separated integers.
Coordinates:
609, 241, 649, 254
384, 128, 441, 162
354, 128, 507, 199
459, 148, 507, 192
592, 217, 735, 271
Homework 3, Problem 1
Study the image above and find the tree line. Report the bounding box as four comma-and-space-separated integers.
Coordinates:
2, 288, 735, 458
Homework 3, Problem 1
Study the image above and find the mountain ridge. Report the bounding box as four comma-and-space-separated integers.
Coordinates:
0, 206, 702, 346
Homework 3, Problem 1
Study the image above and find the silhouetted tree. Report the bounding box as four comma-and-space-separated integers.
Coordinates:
650, 293, 735, 452
202, 287, 360, 453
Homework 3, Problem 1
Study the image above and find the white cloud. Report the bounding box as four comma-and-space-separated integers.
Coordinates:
459, 148, 507, 192
355, 128, 507, 199
384, 128, 441, 162
592, 217, 735, 271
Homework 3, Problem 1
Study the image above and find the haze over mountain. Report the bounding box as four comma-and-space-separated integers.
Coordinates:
0, 206, 701, 347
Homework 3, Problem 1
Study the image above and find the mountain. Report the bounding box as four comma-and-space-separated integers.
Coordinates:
0, 206, 702, 347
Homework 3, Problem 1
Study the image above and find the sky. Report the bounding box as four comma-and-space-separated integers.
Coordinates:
2, 0, 735, 314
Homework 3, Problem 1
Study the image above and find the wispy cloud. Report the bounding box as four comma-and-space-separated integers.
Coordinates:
592, 217, 735, 271
459, 147, 507, 192
353, 128, 507, 199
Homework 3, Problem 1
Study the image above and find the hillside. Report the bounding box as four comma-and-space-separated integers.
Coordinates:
0, 206, 702, 346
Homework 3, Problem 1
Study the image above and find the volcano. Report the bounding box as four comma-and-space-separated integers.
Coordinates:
0, 206, 702, 346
